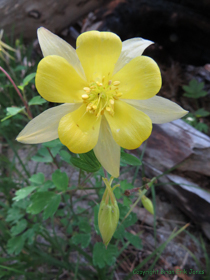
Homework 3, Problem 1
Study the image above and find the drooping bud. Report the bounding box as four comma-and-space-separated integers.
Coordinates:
98, 177, 120, 247
141, 195, 154, 215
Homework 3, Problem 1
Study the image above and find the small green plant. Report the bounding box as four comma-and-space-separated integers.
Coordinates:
183, 79, 208, 99
182, 79, 209, 133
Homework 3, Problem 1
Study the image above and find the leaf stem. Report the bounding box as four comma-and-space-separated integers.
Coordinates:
0, 66, 33, 119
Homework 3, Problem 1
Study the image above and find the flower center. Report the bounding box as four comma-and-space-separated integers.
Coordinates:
82, 78, 122, 117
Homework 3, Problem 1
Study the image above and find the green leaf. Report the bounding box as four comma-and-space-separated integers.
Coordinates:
22, 73, 36, 86
60, 218, 73, 234
6, 208, 24, 223
183, 79, 208, 98
37, 180, 55, 192
17, 85, 24, 91
42, 139, 63, 157
29, 173, 45, 185
13, 186, 36, 201
43, 194, 61, 220
104, 244, 119, 265
195, 122, 209, 133
123, 196, 132, 206
52, 170, 69, 191
124, 232, 142, 249
123, 212, 138, 228
32, 147, 53, 163
119, 204, 138, 227
120, 180, 134, 191
28, 96, 47, 106
1, 107, 24, 122
71, 233, 91, 248
22, 227, 37, 245
7, 236, 25, 255
42, 139, 62, 148
118, 204, 130, 219
71, 150, 101, 172
10, 219, 27, 236
113, 224, 125, 239
27, 192, 57, 215
78, 218, 91, 233
14, 65, 27, 71
59, 150, 72, 164
194, 108, 210, 117
121, 152, 142, 166
114, 187, 122, 199
13, 199, 30, 210
93, 243, 118, 268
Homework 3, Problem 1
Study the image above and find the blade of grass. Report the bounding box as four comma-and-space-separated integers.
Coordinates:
2, 132, 31, 178
124, 223, 189, 280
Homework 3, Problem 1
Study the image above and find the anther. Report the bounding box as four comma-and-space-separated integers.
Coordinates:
83, 87, 90, 92
106, 106, 111, 112
87, 104, 92, 110
109, 99, 114, 105
108, 80, 112, 85
96, 82, 103, 86
116, 92, 122, 97
82, 94, 89, 100
113, 81, 120, 86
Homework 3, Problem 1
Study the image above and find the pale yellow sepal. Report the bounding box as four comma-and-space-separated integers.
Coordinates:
16, 103, 80, 144
37, 27, 85, 79
113, 37, 153, 74
124, 96, 188, 124
94, 117, 120, 178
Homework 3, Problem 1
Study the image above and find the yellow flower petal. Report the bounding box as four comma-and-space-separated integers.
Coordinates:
35, 55, 86, 103
113, 38, 153, 74
124, 96, 188, 124
105, 100, 152, 149
76, 31, 122, 82
16, 104, 80, 144
112, 56, 161, 100
37, 27, 85, 79
58, 104, 101, 153
94, 117, 120, 178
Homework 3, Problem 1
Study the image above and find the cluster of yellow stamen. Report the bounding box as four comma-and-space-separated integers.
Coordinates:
82, 78, 122, 117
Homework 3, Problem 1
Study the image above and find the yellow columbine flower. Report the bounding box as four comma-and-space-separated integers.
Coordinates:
16, 27, 188, 177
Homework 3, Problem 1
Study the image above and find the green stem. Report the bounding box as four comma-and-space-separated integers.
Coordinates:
2, 131, 31, 178
47, 147, 60, 169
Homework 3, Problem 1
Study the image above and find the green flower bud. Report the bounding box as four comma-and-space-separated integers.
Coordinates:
141, 195, 154, 215
98, 177, 120, 247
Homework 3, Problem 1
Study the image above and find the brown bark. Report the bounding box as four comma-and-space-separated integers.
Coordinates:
0, 0, 108, 40
134, 119, 210, 238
